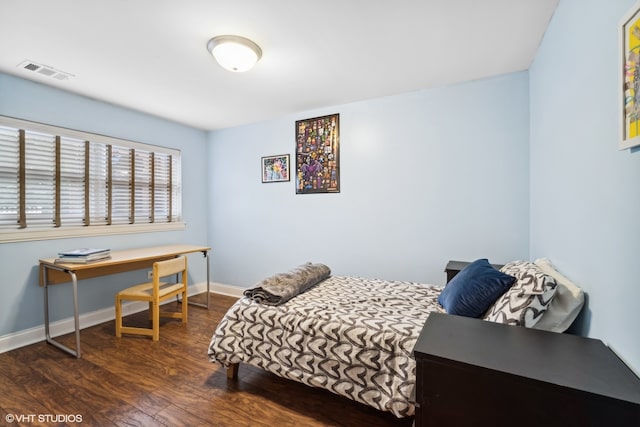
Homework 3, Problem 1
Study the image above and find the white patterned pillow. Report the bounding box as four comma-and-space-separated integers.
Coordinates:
484, 261, 558, 328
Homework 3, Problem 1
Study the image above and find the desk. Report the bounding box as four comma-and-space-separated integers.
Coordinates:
39, 244, 211, 358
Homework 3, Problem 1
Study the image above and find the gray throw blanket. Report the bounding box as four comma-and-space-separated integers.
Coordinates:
243, 263, 331, 305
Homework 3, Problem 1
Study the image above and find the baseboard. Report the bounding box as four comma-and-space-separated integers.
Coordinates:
208, 282, 245, 298
0, 281, 245, 354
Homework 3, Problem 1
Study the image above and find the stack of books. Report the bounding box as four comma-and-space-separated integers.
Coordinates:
55, 248, 111, 264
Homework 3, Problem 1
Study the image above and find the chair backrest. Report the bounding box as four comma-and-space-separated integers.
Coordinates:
154, 256, 187, 279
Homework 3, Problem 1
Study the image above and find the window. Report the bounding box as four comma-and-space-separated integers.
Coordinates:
0, 116, 183, 243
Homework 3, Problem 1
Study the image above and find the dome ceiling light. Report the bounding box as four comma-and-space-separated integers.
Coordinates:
206, 35, 262, 73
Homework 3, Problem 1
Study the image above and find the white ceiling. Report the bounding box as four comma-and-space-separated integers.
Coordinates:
0, 0, 559, 131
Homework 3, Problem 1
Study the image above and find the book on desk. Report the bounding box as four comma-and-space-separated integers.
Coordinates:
55, 248, 111, 264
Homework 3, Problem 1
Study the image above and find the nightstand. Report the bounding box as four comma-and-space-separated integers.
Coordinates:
412, 313, 640, 426
444, 260, 504, 284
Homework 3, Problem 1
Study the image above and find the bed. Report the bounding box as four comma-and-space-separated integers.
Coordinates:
208, 259, 584, 418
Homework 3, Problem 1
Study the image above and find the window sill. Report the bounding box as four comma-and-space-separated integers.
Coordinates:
0, 222, 186, 244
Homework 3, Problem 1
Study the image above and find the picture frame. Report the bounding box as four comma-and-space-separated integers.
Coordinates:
620, 1, 640, 149
295, 113, 340, 194
261, 154, 290, 183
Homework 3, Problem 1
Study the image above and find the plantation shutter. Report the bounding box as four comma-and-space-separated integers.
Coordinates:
0, 116, 181, 236
110, 146, 132, 225
24, 130, 56, 228
59, 136, 86, 226
0, 125, 20, 229
154, 152, 171, 223
134, 149, 152, 223
88, 142, 109, 226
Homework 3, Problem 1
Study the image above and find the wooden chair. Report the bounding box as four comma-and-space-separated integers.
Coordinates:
115, 256, 188, 341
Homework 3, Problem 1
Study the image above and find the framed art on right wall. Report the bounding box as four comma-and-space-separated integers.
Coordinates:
620, 0, 640, 149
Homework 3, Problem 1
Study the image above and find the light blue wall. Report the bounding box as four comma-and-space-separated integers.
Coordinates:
0, 73, 209, 335
530, 0, 640, 371
3, 1, 638, 376
207, 72, 531, 287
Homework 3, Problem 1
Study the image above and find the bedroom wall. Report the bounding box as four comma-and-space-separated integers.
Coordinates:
207, 72, 531, 288
529, 0, 640, 372
0, 73, 209, 338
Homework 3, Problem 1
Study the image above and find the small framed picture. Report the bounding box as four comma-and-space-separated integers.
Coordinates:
261, 154, 290, 183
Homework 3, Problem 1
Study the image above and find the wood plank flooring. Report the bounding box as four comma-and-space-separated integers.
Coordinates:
0, 293, 414, 427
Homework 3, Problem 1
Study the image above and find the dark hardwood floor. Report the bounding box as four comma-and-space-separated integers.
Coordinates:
0, 293, 414, 427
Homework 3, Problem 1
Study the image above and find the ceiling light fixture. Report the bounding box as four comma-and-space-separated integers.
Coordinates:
206, 35, 262, 73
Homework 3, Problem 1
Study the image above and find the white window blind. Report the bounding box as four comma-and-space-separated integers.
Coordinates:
154, 152, 172, 223
111, 145, 132, 225
88, 142, 109, 226
0, 126, 20, 229
24, 130, 55, 228
134, 149, 152, 224
0, 116, 182, 241
59, 136, 86, 227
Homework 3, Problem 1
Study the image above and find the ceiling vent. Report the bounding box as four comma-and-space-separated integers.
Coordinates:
17, 60, 74, 81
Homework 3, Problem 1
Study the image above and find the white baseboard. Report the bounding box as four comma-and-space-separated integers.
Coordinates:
0, 281, 244, 354
209, 282, 245, 298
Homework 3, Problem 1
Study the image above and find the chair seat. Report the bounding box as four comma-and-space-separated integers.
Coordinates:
117, 281, 184, 299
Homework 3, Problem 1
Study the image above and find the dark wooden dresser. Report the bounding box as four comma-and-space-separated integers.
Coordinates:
412, 313, 640, 426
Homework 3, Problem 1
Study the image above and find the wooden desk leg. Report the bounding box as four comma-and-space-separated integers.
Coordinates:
43, 264, 81, 358
227, 363, 239, 379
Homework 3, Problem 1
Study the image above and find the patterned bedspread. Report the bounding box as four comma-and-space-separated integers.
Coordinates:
208, 275, 445, 418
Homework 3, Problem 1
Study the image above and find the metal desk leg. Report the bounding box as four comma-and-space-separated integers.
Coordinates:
187, 249, 210, 309
43, 264, 81, 358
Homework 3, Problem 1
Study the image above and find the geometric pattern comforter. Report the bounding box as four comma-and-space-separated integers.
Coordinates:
208, 275, 444, 418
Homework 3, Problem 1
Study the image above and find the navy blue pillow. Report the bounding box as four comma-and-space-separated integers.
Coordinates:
438, 259, 515, 318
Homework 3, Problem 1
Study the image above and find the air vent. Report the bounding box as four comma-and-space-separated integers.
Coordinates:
37, 67, 56, 76
17, 60, 74, 81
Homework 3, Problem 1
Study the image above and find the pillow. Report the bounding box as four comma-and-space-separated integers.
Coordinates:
531, 258, 585, 332
484, 261, 557, 328
438, 258, 516, 318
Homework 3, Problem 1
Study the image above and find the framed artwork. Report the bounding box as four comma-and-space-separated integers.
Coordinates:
620, 1, 640, 149
261, 154, 290, 183
295, 113, 340, 194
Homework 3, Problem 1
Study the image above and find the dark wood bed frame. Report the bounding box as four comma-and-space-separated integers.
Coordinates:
227, 363, 239, 379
